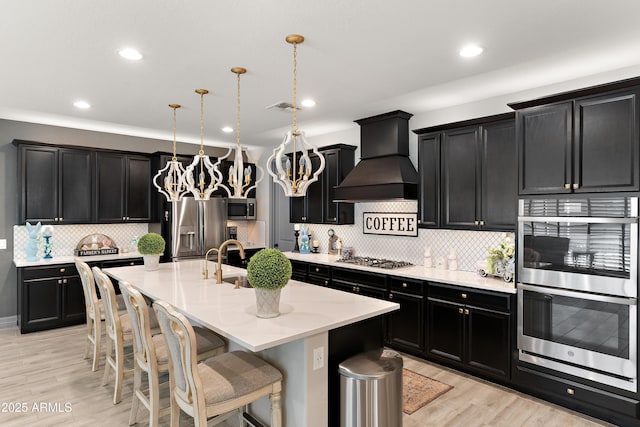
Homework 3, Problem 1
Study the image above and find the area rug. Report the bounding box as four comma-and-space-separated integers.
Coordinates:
403, 368, 453, 415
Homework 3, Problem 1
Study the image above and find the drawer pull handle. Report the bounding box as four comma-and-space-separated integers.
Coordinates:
63, 279, 68, 284
464, 308, 470, 315
57, 279, 63, 285
324, 280, 328, 286
402, 282, 408, 288
389, 293, 394, 300
315, 267, 319, 272
461, 293, 467, 299
59, 217, 63, 222
566, 388, 575, 395
458, 307, 464, 314
60, 268, 66, 273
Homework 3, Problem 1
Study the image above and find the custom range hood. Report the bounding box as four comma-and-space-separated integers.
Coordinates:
334, 110, 417, 202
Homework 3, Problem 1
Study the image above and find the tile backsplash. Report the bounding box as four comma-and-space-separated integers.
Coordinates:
14, 223, 148, 262
293, 201, 512, 272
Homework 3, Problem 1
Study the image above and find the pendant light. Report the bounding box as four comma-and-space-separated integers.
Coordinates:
215, 67, 264, 198
152, 104, 189, 202
183, 89, 221, 200
267, 34, 325, 197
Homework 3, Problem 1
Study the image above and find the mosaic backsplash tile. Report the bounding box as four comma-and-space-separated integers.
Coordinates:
14, 223, 148, 262
293, 201, 512, 272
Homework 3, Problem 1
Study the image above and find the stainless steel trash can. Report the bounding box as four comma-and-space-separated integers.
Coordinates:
338, 349, 403, 427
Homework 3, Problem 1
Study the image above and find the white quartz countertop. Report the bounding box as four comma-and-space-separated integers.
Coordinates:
284, 252, 516, 294
104, 260, 399, 352
14, 251, 143, 268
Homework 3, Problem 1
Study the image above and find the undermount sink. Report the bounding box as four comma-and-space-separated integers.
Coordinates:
222, 275, 253, 288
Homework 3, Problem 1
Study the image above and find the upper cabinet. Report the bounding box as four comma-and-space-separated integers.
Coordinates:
17, 143, 94, 224
289, 144, 356, 225
96, 152, 151, 222
510, 83, 640, 195
415, 114, 516, 231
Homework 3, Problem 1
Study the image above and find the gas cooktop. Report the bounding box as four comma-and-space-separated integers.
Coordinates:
335, 256, 413, 270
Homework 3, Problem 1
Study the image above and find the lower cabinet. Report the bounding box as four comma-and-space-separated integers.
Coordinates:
427, 283, 511, 380
385, 277, 425, 356
18, 264, 85, 333
226, 248, 263, 269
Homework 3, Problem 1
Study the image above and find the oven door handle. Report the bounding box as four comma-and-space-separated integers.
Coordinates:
518, 283, 638, 305
518, 216, 639, 224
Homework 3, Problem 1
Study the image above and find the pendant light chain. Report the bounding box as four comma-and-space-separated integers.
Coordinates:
292, 40, 298, 134
236, 71, 241, 148
171, 104, 179, 161
198, 91, 205, 156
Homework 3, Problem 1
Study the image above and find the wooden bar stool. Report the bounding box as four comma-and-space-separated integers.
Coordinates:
120, 282, 226, 427
153, 301, 283, 427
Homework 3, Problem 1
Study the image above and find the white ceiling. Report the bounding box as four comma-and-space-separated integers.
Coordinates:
3, 0, 640, 152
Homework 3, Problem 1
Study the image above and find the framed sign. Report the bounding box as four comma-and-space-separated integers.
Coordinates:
363, 212, 418, 237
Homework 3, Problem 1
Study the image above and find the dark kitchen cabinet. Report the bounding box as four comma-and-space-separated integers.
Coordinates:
385, 277, 425, 356
290, 144, 356, 225
427, 283, 511, 381
17, 143, 94, 224
17, 264, 85, 333
512, 85, 640, 195
331, 267, 387, 299
96, 152, 151, 222
415, 114, 516, 231
290, 260, 308, 282
225, 248, 263, 269
307, 263, 331, 287
213, 159, 258, 199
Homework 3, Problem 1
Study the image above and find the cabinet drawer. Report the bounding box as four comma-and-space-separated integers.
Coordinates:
332, 267, 387, 289
308, 263, 330, 278
389, 277, 424, 296
307, 275, 330, 287
22, 264, 77, 280
100, 258, 143, 268
429, 283, 510, 312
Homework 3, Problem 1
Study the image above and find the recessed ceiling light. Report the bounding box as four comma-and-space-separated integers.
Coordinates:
222, 126, 233, 133
301, 99, 316, 107
73, 100, 91, 109
459, 45, 483, 58
118, 47, 143, 61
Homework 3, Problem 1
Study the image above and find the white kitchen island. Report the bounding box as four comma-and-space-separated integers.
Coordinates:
104, 259, 398, 427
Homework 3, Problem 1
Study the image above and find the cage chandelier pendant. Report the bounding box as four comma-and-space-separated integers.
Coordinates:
215, 67, 264, 199
153, 104, 189, 202
183, 89, 222, 200
267, 34, 325, 198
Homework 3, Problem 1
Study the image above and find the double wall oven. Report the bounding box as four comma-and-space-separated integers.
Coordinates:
517, 197, 638, 392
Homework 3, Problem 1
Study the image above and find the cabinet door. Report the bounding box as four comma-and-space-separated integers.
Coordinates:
305, 154, 324, 223
23, 279, 62, 331
62, 275, 86, 322
96, 152, 126, 222
386, 291, 424, 354
20, 145, 58, 223
417, 133, 440, 228
466, 306, 510, 379
574, 89, 639, 192
481, 120, 516, 230
442, 127, 480, 228
427, 298, 464, 363
322, 148, 355, 225
59, 148, 93, 223
126, 156, 151, 221
518, 103, 572, 194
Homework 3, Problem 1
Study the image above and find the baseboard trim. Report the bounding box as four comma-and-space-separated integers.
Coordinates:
0, 316, 17, 329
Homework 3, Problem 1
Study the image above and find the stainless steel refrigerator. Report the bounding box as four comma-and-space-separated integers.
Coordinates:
171, 197, 228, 260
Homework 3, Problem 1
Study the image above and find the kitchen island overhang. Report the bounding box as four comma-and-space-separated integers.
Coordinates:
104, 259, 398, 427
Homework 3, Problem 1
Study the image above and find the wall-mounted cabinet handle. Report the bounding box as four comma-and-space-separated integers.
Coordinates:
122, 217, 126, 220
59, 217, 63, 222
302, 216, 307, 221
464, 308, 470, 315
474, 220, 479, 225
572, 183, 579, 190
479, 220, 484, 226
63, 279, 68, 284
566, 388, 575, 395
164, 211, 169, 221
331, 217, 336, 221
57, 279, 63, 285
458, 307, 464, 314
461, 293, 467, 299
564, 183, 571, 189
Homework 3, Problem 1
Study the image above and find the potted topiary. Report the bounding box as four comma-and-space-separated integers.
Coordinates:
137, 233, 165, 271
246, 248, 292, 318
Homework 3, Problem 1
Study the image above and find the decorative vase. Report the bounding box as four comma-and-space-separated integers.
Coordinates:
143, 254, 160, 271
255, 288, 282, 318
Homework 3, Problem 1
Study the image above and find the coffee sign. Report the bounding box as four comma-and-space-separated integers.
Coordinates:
363, 212, 418, 237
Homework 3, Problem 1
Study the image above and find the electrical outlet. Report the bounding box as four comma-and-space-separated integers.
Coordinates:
0, 239, 6, 250
313, 346, 324, 370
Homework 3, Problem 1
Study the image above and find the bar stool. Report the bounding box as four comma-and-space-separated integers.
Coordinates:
119, 282, 226, 427
153, 301, 283, 427
75, 258, 104, 372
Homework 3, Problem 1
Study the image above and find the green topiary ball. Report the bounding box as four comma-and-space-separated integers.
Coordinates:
246, 248, 292, 290
137, 233, 165, 255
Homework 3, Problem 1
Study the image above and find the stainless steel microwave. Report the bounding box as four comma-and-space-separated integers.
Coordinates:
227, 198, 256, 220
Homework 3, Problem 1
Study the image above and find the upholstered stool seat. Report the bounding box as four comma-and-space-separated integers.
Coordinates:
152, 327, 224, 365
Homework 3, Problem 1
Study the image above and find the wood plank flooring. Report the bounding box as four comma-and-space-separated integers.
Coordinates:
0, 324, 613, 427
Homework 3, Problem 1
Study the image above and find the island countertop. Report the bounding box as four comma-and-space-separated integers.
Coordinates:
104, 259, 399, 352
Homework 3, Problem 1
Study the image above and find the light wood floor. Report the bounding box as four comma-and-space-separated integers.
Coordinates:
0, 324, 613, 427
